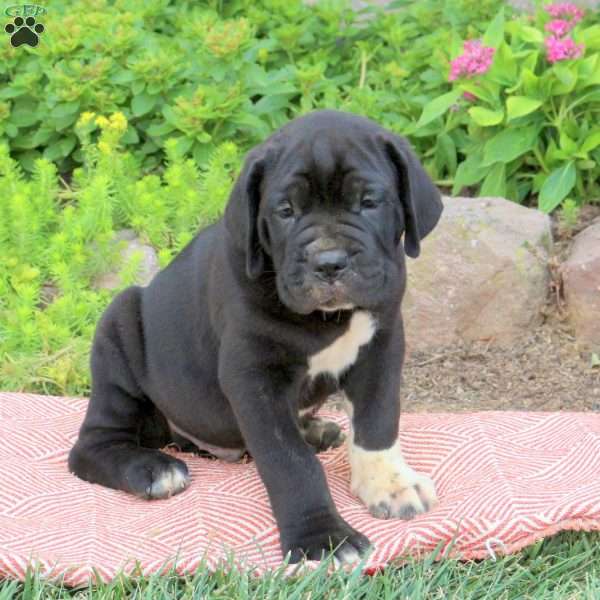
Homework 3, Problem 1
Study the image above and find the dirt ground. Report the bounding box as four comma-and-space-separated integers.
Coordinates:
401, 323, 599, 412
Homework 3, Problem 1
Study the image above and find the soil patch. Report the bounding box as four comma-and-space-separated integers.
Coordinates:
402, 323, 599, 412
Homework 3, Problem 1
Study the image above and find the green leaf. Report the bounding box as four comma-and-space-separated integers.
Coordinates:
193, 142, 213, 167
436, 133, 457, 174
51, 101, 80, 119
32, 127, 54, 146
121, 126, 139, 145
521, 69, 541, 98
10, 98, 38, 127
580, 130, 600, 154
480, 162, 506, 197
552, 65, 577, 95
506, 96, 542, 121
17, 149, 42, 172
146, 121, 175, 137
538, 162, 576, 213
487, 42, 517, 85
110, 70, 136, 85
468, 106, 504, 126
483, 7, 505, 49
162, 105, 178, 125
0, 86, 27, 100
11, 131, 38, 150
233, 112, 271, 138
579, 24, 600, 51
452, 153, 490, 194
518, 25, 543, 44
415, 90, 461, 129
175, 136, 194, 155
43, 140, 66, 161
131, 93, 157, 118
559, 131, 577, 156
459, 80, 500, 106
577, 54, 600, 87
252, 95, 293, 116
131, 80, 145, 96
53, 112, 79, 131
483, 126, 538, 166
59, 135, 77, 157
5, 123, 18, 137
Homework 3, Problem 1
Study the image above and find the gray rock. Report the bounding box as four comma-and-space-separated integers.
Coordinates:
403, 196, 553, 352
562, 222, 600, 350
93, 229, 160, 291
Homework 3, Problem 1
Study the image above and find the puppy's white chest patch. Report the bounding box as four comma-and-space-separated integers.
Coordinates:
308, 310, 376, 379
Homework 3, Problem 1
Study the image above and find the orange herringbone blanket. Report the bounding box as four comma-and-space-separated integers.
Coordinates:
1, 392, 599, 585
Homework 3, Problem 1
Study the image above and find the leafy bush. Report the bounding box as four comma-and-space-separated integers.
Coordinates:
2, 0, 598, 211
2, 0, 600, 394
417, 4, 600, 213
0, 1, 497, 169
0, 113, 240, 395
0, 0, 364, 172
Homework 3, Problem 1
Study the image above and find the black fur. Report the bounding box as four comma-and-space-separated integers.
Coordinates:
69, 110, 443, 561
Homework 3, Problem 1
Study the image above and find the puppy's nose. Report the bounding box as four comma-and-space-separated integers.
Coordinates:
313, 249, 349, 282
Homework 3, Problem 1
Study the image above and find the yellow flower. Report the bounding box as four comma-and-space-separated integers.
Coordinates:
110, 112, 127, 133
95, 115, 109, 128
79, 111, 96, 126
97, 141, 111, 154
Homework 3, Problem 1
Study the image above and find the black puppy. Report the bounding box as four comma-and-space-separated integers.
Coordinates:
69, 110, 443, 563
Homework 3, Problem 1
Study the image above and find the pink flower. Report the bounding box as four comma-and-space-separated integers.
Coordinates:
545, 18, 574, 37
463, 91, 477, 102
449, 40, 496, 82
545, 35, 584, 62
544, 2, 584, 23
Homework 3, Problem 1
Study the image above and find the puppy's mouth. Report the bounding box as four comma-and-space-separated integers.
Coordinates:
311, 281, 355, 312
318, 297, 355, 312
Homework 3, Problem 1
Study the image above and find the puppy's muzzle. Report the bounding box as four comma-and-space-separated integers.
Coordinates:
311, 248, 349, 283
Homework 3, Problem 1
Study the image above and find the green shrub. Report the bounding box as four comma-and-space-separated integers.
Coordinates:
2, 0, 599, 394
0, 0, 363, 172
0, 0, 497, 170
0, 112, 241, 395
417, 6, 600, 212
2, 0, 598, 210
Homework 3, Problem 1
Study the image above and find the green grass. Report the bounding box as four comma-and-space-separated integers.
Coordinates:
2, 531, 599, 599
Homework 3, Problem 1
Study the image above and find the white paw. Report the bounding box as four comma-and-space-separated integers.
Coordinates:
348, 440, 437, 519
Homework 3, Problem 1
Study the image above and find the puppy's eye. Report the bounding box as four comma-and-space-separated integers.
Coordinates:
275, 202, 295, 219
360, 196, 379, 210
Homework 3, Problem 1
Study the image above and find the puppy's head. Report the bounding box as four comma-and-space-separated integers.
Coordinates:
225, 110, 443, 315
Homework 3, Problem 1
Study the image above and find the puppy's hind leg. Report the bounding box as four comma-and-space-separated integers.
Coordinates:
68, 288, 190, 500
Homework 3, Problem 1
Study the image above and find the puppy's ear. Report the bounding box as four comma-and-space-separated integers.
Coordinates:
224, 147, 268, 279
381, 134, 443, 258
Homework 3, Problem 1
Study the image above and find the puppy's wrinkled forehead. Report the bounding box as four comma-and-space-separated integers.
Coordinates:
267, 112, 390, 198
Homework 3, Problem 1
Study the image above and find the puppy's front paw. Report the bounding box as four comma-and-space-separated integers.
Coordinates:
282, 514, 370, 564
349, 443, 437, 520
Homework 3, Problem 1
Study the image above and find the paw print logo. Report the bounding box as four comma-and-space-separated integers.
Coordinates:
5, 16, 45, 48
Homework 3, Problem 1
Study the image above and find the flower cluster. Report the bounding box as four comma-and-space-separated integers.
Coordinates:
543, 2, 585, 63
545, 35, 584, 62
449, 40, 495, 81
545, 19, 573, 37
544, 2, 585, 21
